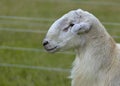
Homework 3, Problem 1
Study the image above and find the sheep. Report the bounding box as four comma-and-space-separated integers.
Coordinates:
42, 9, 120, 86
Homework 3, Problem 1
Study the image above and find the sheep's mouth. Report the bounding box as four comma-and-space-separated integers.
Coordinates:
46, 46, 58, 53
47, 46, 57, 51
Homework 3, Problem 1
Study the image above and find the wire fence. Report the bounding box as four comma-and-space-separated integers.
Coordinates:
0, 16, 120, 26
0, 46, 74, 55
0, 0, 120, 72
0, 63, 70, 72
0, 28, 47, 33
0, 16, 55, 21
0, 15, 76, 72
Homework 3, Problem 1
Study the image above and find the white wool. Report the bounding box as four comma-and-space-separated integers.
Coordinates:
43, 9, 120, 86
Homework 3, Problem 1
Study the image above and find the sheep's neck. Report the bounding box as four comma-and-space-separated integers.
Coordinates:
76, 36, 115, 71
71, 36, 116, 86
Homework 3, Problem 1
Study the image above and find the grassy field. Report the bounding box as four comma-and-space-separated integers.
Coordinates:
0, 0, 120, 86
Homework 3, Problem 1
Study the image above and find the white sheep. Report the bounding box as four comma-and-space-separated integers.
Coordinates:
43, 9, 120, 86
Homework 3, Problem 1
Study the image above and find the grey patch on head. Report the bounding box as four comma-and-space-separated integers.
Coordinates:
74, 11, 82, 18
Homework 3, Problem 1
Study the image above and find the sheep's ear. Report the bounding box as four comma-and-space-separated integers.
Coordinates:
71, 22, 91, 35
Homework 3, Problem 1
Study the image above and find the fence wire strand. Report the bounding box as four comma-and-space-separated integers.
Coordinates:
0, 46, 74, 55
0, 63, 70, 72
0, 1, 120, 72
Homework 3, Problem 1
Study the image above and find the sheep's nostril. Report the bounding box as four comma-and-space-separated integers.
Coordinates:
43, 41, 49, 46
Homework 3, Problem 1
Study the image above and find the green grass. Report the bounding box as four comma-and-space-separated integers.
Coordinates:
0, 0, 120, 86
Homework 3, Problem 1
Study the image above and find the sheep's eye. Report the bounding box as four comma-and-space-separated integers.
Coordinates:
63, 23, 74, 32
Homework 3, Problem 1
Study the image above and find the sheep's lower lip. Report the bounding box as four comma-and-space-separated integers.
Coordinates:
47, 46, 57, 51
46, 46, 58, 52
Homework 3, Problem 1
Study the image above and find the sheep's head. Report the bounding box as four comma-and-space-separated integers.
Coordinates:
43, 9, 93, 53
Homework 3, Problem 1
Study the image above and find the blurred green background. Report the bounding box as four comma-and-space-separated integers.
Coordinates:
0, 0, 120, 86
